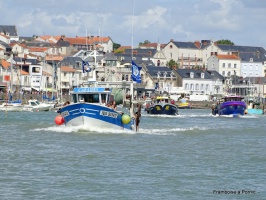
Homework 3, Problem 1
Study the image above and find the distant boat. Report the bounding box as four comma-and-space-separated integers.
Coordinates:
178, 98, 191, 109
212, 95, 247, 117
23, 99, 51, 112
146, 96, 178, 115
0, 102, 23, 112
246, 100, 264, 115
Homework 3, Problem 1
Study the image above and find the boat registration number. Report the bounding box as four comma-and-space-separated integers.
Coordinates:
61, 111, 70, 118
100, 110, 118, 118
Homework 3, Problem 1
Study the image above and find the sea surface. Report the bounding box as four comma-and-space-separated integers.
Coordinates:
0, 108, 265, 200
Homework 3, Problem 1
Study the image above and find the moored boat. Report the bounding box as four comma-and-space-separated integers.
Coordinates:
23, 99, 51, 112
246, 100, 264, 115
0, 102, 23, 112
178, 98, 191, 109
212, 95, 247, 117
146, 96, 178, 115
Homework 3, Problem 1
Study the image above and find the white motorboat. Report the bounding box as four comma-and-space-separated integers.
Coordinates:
23, 99, 51, 112
0, 102, 23, 112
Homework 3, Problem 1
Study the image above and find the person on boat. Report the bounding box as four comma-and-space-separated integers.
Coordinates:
112, 101, 117, 110
134, 104, 141, 132
63, 101, 70, 106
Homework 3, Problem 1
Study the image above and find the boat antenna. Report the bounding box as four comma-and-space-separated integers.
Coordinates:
131, 0, 135, 59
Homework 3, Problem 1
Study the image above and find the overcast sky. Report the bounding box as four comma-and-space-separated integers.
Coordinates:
1, 0, 266, 49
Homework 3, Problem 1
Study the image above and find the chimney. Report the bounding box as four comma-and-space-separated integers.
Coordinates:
194, 41, 200, 48
170, 39, 174, 42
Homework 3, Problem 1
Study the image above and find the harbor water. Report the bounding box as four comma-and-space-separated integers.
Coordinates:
0, 109, 265, 199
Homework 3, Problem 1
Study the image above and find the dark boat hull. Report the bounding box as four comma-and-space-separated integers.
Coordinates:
147, 104, 178, 115
213, 101, 246, 116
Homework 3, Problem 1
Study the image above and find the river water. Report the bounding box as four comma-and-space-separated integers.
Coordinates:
0, 109, 265, 200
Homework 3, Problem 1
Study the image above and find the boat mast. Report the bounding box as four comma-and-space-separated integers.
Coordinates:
130, 0, 136, 118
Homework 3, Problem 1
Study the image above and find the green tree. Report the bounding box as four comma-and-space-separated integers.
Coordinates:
113, 43, 121, 50
138, 40, 151, 46
166, 59, 179, 70
216, 39, 234, 45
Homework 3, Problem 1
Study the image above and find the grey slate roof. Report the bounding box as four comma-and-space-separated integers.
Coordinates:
25, 41, 54, 47
176, 69, 212, 79
239, 52, 266, 62
172, 41, 199, 49
121, 48, 157, 58
104, 52, 117, 61
206, 70, 225, 81
0, 25, 18, 36
60, 56, 83, 69
146, 66, 175, 78
57, 40, 70, 47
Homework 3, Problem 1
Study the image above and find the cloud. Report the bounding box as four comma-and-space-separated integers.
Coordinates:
0, 0, 265, 48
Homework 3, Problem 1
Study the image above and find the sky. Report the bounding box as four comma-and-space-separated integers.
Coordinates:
1, 0, 266, 49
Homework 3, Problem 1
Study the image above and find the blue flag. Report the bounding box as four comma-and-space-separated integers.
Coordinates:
131, 60, 142, 83
82, 60, 91, 73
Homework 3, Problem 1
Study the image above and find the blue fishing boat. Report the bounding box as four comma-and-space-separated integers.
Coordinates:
212, 95, 247, 117
57, 81, 137, 131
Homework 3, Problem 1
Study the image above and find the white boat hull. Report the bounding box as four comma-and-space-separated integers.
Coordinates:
66, 115, 128, 130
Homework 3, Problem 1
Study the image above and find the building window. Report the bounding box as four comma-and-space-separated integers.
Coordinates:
206, 84, 209, 91
190, 72, 194, 78
249, 65, 252, 70
223, 63, 225, 68
185, 83, 189, 90
200, 84, 204, 90
234, 64, 237, 68
157, 60, 160, 66
228, 63, 231, 68
256, 65, 258, 70
196, 84, 199, 90
190, 84, 194, 90
222, 71, 225, 76
244, 65, 247, 69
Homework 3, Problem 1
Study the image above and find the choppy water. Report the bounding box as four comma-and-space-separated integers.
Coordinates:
0, 109, 265, 200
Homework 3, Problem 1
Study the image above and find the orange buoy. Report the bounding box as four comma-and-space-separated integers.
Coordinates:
55, 115, 64, 125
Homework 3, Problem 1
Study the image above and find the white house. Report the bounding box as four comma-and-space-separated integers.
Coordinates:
207, 54, 241, 78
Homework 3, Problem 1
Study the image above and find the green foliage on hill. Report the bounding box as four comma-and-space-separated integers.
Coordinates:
216, 39, 234, 45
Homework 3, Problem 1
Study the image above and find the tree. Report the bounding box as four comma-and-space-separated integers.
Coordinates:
138, 40, 151, 46
166, 59, 179, 70
113, 43, 121, 50
216, 39, 234, 45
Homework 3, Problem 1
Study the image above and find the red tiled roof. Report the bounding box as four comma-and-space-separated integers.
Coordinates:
61, 66, 77, 72
21, 70, 29, 75
63, 36, 110, 45
216, 54, 240, 60
1, 60, 10, 69
28, 47, 48, 52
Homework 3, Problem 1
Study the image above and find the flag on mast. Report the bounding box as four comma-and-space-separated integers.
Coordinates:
82, 60, 91, 73
131, 60, 142, 83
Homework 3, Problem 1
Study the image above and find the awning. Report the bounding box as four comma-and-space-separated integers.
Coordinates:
22, 87, 31, 91
44, 88, 57, 92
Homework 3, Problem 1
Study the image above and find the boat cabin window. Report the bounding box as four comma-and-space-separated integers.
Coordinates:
72, 94, 77, 103
165, 99, 169, 103
224, 97, 242, 102
101, 94, 107, 104
85, 94, 99, 103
